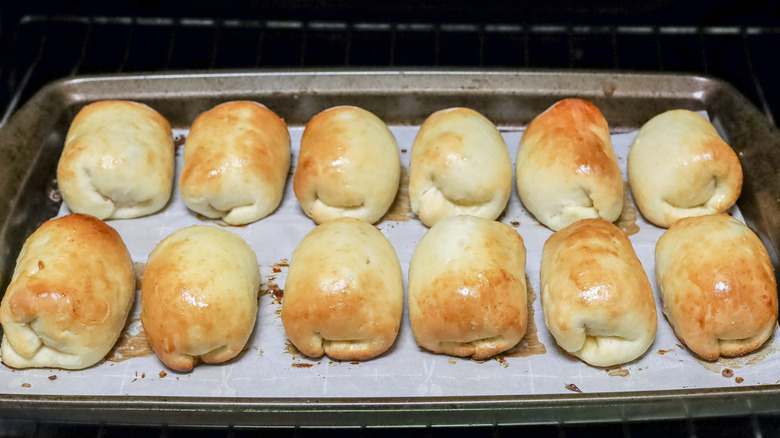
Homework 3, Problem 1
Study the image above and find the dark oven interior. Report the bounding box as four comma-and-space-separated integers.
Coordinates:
0, 0, 779, 436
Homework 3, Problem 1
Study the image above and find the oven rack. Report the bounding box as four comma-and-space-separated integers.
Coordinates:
0, 15, 778, 127
1, 415, 779, 437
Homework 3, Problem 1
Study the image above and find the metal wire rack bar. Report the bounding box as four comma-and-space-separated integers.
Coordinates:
1, 15, 777, 127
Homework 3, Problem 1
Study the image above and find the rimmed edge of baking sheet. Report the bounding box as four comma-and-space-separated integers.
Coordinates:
1, 69, 780, 426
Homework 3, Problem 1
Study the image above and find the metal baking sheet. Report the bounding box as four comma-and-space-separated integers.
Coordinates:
1, 70, 780, 427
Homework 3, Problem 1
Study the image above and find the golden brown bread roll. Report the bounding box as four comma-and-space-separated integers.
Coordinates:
409, 108, 512, 227
141, 225, 261, 371
655, 214, 777, 360
281, 217, 403, 360
57, 100, 174, 219
628, 109, 743, 228
179, 101, 291, 225
408, 215, 527, 359
516, 98, 623, 231
540, 218, 657, 367
0, 214, 134, 369
293, 106, 401, 224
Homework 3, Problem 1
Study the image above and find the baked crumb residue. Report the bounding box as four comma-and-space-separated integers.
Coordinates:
606, 367, 629, 377
174, 134, 187, 148
615, 182, 639, 236
261, 259, 289, 304
380, 166, 411, 222
495, 275, 547, 362
695, 344, 776, 376
284, 341, 300, 356
132, 262, 145, 290
106, 319, 154, 363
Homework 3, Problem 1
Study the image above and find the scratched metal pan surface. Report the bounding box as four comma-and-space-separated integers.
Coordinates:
0, 70, 779, 427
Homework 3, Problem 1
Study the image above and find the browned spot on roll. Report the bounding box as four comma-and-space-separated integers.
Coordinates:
616, 182, 640, 236
381, 166, 411, 222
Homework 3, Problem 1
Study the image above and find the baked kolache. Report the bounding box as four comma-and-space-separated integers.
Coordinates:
540, 218, 657, 367
628, 109, 742, 228
655, 214, 777, 360
57, 100, 175, 219
516, 98, 623, 231
179, 101, 291, 225
409, 108, 512, 227
141, 225, 261, 372
408, 215, 528, 359
0, 214, 135, 369
281, 217, 403, 360
293, 105, 401, 224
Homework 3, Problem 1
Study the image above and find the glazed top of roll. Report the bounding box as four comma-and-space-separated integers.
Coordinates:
655, 214, 777, 360
57, 100, 174, 220
409, 107, 512, 227
179, 101, 291, 225
293, 105, 401, 224
628, 109, 743, 228
0, 213, 134, 370
516, 98, 623, 231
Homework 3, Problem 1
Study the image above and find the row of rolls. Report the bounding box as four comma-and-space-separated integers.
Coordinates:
55, 96, 741, 230
1, 211, 775, 372
0, 96, 773, 373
